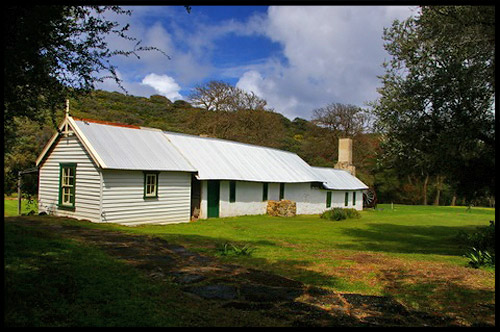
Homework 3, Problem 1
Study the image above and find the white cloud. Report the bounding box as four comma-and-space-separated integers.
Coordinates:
235, 6, 416, 119
141, 73, 183, 100
94, 6, 416, 120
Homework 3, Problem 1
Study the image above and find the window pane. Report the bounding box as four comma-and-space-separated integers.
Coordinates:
144, 173, 157, 197
63, 188, 71, 204
60, 165, 76, 207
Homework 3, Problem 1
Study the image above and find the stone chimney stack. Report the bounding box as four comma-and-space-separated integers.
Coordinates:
335, 138, 356, 176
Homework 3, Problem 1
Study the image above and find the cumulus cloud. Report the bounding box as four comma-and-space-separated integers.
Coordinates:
94, 8, 212, 94
141, 73, 183, 100
235, 6, 416, 119
94, 6, 416, 119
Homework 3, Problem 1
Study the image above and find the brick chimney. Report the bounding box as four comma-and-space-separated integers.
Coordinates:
335, 138, 356, 176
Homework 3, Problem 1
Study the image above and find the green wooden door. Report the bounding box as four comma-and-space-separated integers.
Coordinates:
207, 180, 220, 218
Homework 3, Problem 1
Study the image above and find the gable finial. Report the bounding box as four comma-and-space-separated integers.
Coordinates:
65, 99, 70, 117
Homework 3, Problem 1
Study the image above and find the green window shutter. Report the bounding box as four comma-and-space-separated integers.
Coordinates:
262, 182, 268, 201
144, 172, 159, 199
229, 181, 236, 203
326, 191, 332, 208
58, 163, 76, 210
353, 192, 356, 206
345, 192, 349, 207
279, 183, 285, 200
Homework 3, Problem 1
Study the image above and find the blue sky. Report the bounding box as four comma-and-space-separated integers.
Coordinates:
97, 5, 416, 119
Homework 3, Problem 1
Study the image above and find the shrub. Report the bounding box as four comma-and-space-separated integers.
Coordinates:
456, 220, 495, 254
456, 221, 495, 268
464, 247, 495, 268
321, 208, 361, 221
345, 208, 361, 219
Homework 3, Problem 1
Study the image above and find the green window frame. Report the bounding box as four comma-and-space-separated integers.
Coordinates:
229, 181, 236, 203
345, 192, 349, 207
144, 172, 159, 199
279, 183, 285, 200
326, 191, 332, 208
353, 192, 356, 206
58, 163, 76, 210
262, 182, 268, 201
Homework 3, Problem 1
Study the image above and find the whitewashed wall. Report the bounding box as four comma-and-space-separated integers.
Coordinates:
199, 180, 207, 219
285, 183, 364, 213
101, 170, 191, 225
198, 180, 364, 219
219, 181, 267, 217
38, 133, 101, 222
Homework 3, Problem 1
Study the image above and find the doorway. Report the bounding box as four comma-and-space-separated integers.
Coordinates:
191, 175, 201, 219
207, 180, 220, 218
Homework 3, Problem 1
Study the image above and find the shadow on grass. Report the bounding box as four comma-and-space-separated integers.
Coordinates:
5, 216, 496, 327
337, 223, 485, 256
4, 221, 286, 327
379, 267, 495, 326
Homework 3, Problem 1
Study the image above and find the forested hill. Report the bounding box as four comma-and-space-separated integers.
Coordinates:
68, 90, 379, 180
4, 90, 378, 196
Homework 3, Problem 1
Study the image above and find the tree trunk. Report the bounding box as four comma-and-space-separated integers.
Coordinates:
433, 175, 443, 206
451, 194, 456, 206
422, 174, 429, 205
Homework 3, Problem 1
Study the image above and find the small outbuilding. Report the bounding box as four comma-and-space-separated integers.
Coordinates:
36, 115, 368, 225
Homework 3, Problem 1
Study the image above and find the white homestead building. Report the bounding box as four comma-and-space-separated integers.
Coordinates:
36, 115, 368, 226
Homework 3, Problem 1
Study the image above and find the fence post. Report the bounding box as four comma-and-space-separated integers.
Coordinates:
17, 171, 22, 215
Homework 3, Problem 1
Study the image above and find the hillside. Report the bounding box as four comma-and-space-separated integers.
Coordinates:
4, 90, 378, 196
68, 90, 378, 175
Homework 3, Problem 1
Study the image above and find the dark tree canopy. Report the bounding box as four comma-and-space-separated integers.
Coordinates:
373, 5, 495, 202
4, 5, 174, 151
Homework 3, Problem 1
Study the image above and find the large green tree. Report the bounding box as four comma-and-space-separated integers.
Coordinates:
3, 5, 178, 152
373, 6, 495, 203
3, 5, 188, 195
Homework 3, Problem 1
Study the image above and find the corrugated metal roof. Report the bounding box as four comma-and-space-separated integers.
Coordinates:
73, 120, 196, 172
164, 132, 324, 183
312, 167, 369, 190
69, 118, 368, 187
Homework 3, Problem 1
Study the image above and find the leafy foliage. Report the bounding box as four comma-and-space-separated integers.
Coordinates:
456, 220, 495, 268
373, 6, 495, 204
456, 220, 495, 254
216, 242, 256, 257
464, 248, 495, 269
320, 208, 361, 221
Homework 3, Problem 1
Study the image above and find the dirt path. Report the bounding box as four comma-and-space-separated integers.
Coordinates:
9, 217, 484, 327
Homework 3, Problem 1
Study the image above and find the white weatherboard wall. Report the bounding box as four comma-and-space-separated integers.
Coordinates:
38, 133, 102, 222
101, 170, 191, 225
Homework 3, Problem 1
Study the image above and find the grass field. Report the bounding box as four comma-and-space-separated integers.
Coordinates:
4, 197, 38, 216
4, 202, 495, 326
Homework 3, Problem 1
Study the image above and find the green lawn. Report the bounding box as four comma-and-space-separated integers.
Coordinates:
4, 203, 495, 326
4, 220, 283, 327
4, 198, 38, 216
